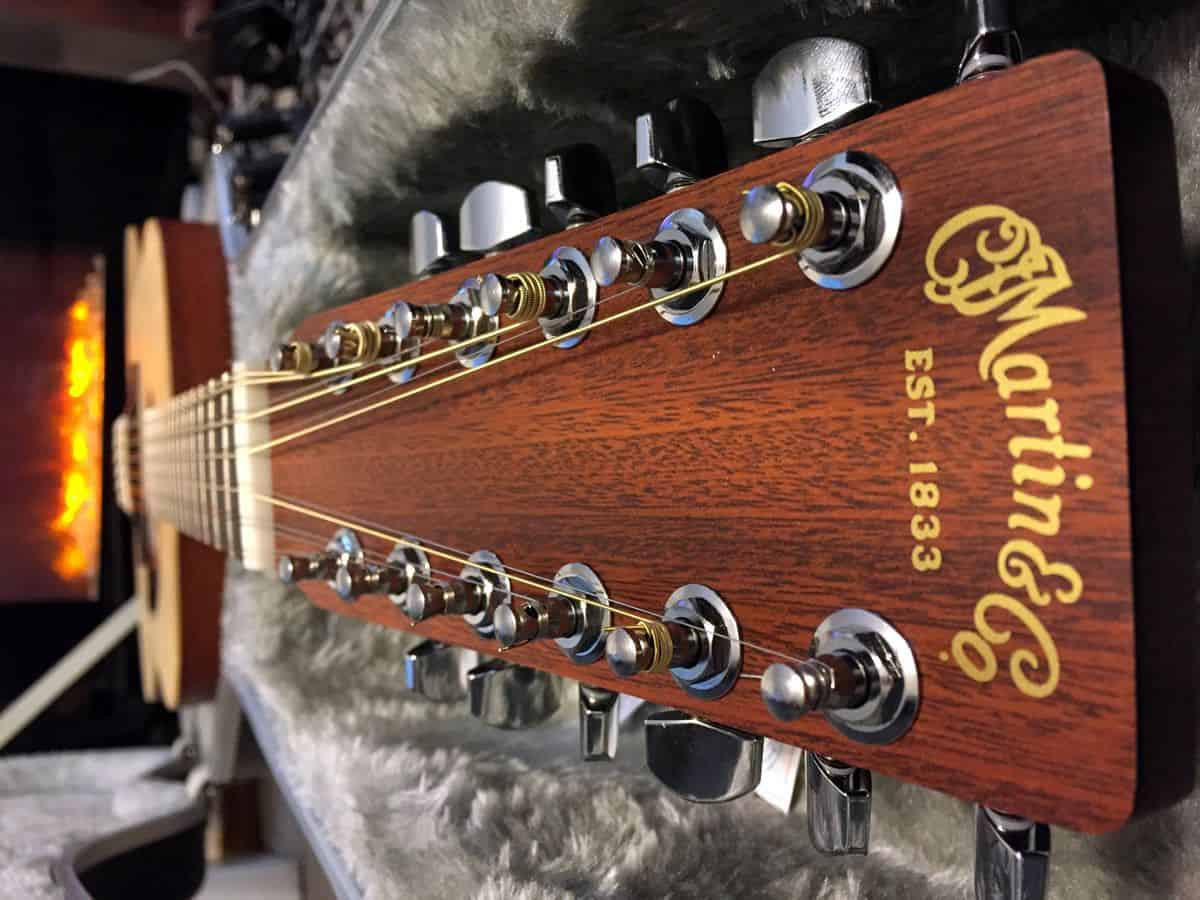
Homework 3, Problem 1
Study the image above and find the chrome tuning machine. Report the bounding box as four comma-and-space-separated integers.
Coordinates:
544, 143, 616, 229
739, 151, 901, 290
401, 549, 509, 638
606, 584, 741, 700
645, 710, 762, 802
404, 639, 479, 703
493, 563, 610, 664
974, 807, 1049, 900
958, 0, 1022, 84
589, 208, 727, 327
578, 684, 619, 761
806, 753, 871, 855
760, 608, 918, 745
636, 96, 727, 193
467, 659, 562, 729
478, 245, 598, 349
277, 528, 363, 589
331, 540, 431, 603
269, 338, 327, 375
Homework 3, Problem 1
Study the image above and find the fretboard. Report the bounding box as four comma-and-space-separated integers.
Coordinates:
114, 366, 276, 571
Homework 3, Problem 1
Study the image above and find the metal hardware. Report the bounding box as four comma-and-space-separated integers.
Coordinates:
269, 340, 320, 374
321, 319, 386, 365
451, 277, 498, 368
400, 577, 485, 625
467, 659, 562, 729
333, 560, 410, 602
281, 528, 365, 589
410, 210, 464, 277
806, 753, 871, 855
648, 209, 727, 326
538, 247, 598, 348
458, 550, 510, 638
277, 551, 337, 584
975, 807, 1050, 900
479, 248, 597, 349
378, 304, 422, 384
544, 144, 616, 228
385, 543, 430, 607
636, 97, 727, 193
578, 684, 619, 761
459, 181, 538, 254
607, 585, 741, 700
493, 563, 611, 663
958, 0, 1022, 84
589, 236, 689, 291
404, 639, 479, 703
762, 608, 918, 745
752, 37, 877, 147
644, 710, 762, 802
740, 151, 901, 290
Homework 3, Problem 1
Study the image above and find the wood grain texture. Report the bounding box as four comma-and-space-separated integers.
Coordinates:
127, 219, 229, 707
272, 52, 1189, 832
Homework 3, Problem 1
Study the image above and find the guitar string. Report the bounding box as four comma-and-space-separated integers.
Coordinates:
246, 248, 798, 457
126, 471, 803, 670
126, 246, 810, 666
129, 282, 641, 448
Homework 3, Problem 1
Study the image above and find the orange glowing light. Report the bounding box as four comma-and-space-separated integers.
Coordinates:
52, 277, 104, 583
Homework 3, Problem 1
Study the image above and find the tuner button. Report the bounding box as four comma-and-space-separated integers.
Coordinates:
578, 684, 619, 761
974, 807, 1049, 900
544, 144, 617, 229
467, 659, 562, 729
644, 710, 762, 803
806, 753, 871, 855
459, 181, 538, 254
752, 37, 877, 148
958, 0, 1022, 83
404, 638, 479, 703
636, 97, 727, 192
410, 210, 459, 277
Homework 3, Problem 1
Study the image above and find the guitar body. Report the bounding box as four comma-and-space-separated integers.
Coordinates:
123, 219, 230, 709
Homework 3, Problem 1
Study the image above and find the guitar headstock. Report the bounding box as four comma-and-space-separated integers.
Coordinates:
258, 47, 1189, 848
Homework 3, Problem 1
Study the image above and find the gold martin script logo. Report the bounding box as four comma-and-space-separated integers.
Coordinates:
924, 205, 1094, 699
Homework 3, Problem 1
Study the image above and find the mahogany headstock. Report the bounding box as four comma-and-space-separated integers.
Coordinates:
267, 51, 1190, 835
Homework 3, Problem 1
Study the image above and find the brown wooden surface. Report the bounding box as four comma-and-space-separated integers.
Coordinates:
271, 52, 1188, 832
127, 219, 229, 707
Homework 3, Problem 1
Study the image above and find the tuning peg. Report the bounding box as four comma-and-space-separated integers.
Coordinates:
404, 639, 479, 703
806, 753, 871, 855
467, 659, 562, 729
760, 609, 919, 745
277, 551, 337, 584
544, 144, 617, 229
492, 563, 610, 663
974, 807, 1049, 900
957, 0, 1022, 83
752, 38, 877, 148
460, 181, 539, 254
477, 245, 598, 349
401, 550, 509, 637
410, 210, 471, 278
269, 339, 326, 374
578, 684, 619, 761
739, 150, 901, 290
644, 710, 762, 802
333, 560, 412, 602
636, 97, 727, 193
606, 584, 741, 700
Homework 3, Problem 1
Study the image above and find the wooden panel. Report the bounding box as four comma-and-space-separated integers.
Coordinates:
270, 52, 1189, 832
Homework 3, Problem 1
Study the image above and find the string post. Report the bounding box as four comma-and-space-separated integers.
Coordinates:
479, 272, 560, 323
738, 182, 845, 251
269, 340, 320, 375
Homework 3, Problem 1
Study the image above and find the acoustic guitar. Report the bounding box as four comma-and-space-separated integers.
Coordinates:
112, 48, 1190, 898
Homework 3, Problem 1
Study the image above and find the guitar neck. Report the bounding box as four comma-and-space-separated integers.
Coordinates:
116, 369, 276, 571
